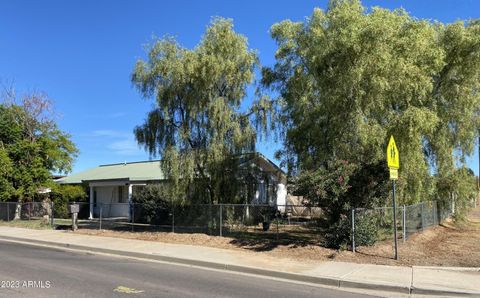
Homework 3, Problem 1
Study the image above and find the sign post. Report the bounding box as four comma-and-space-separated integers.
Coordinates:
387, 135, 400, 260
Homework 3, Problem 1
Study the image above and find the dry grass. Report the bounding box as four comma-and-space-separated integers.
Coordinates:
71, 205, 480, 267
0, 218, 52, 229
336, 215, 480, 267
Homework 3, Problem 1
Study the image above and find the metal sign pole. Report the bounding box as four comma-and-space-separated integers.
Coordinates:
392, 180, 398, 260
402, 205, 406, 242
351, 208, 355, 252
219, 204, 223, 237
387, 135, 400, 260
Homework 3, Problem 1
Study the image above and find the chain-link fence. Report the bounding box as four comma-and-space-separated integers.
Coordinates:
49, 203, 325, 244
0, 201, 53, 227
0, 198, 468, 250
351, 200, 454, 251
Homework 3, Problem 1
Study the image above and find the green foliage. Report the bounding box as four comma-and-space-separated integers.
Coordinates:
354, 214, 379, 246
0, 92, 78, 202
0, 148, 14, 201
50, 184, 87, 218
347, 161, 390, 208
51, 184, 87, 201
262, 0, 480, 204
132, 18, 264, 204
324, 212, 378, 249
294, 160, 356, 222
324, 216, 351, 249
295, 159, 385, 248
437, 167, 477, 221
131, 184, 171, 224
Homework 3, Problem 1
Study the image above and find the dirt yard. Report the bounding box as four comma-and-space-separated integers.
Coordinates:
74, 205, 480, 267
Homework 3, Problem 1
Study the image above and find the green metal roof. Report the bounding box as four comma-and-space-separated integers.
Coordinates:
56, 153, 286, 185
56, 160, 164, 184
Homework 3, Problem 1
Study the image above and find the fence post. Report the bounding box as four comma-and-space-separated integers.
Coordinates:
402, 205, 406, 242
351, 208, 355, 253
99, 204, 102, 230
50, 201, 54, 228
276, 211, 279, 241
451, 193, 455, 215
219, 204, 223, 237
6, 202, 9, 222
171, 205, 175, 233
421, 202, 425, 231
131, 203, 135, 232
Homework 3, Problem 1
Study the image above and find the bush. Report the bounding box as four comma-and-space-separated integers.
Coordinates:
324, 213, 378, 249
354, 214, 378, 246
50, 184, 87, 218
132, 184, 171, 225
324, 217, 351, 249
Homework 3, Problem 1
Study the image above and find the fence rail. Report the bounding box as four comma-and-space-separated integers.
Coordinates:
0, 198, 475, 250
51, 203, 325, 236
0, 201, 54, 226
351, 200, 455, 251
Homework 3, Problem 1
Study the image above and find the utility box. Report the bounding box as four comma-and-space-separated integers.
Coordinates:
68, 204, 79, 214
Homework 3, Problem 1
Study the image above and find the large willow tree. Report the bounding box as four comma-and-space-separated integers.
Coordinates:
262, 0, 480, 204
131, 18, 260, 204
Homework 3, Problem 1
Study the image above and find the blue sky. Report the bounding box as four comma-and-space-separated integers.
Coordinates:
1, 0, 479, 175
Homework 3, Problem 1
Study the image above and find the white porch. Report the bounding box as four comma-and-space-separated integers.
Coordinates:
88, 181, 145, 219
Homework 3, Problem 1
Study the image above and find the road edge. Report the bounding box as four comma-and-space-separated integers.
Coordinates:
0, 235, 478, 297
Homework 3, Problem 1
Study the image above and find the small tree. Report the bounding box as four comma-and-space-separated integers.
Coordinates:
294, 160, 356, 223
436, 167, 477, 221
294, 159, 388, 248
0, 88, 78, 202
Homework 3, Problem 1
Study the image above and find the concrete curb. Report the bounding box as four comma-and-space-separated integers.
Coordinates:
411, 287, 480, 297
413, 265, 480, 272
0, 235, 478, 297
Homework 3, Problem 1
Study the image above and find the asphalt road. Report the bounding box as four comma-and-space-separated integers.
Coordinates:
0, 240, 375, 298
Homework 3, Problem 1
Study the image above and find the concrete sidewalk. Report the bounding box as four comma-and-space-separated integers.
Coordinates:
0, 227, 478, 297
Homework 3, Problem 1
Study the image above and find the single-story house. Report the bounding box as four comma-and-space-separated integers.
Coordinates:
56, 153, 287, 219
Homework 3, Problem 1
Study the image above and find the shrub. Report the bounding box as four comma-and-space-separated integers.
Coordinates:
354, 214, 378, 246
50, 184, 87, 218
324, 213, 378, 249
324, 217, 351, 249
131, 184, 171, 225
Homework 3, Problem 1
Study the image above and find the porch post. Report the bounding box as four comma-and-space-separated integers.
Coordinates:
89, 185, 94, 219
128, 184, 133, 221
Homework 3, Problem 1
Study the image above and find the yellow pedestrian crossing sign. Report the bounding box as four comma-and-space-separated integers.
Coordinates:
386, 136, 400, 260
387, 136, 399, 169
389, 168, 398, 180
